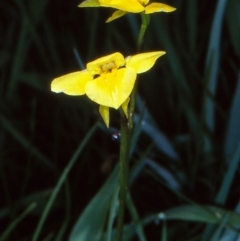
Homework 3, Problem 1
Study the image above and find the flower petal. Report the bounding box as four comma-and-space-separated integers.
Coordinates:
78, 0, 101, 7
106, 10, 127, 23
125, 51, 166, 74
99, 105, 110, 127
99, 0, 144, 13
87, 52, 125, 75
51, 70, 93, 95
145, 3, 176, 14
85, 68, 136, 109
121, 97, 130, 118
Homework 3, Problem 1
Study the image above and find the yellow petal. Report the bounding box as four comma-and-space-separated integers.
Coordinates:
51, 70, 93, 95
85, 68, 136, 109
99, 0, 144, 13
78, 0, 101, 7
87, 52, 125, 75
106, 10, 127, 23
121, 97, 130, 118
99, 105, 110, 127
145, 3, 176, 14
125, 51, 166, 74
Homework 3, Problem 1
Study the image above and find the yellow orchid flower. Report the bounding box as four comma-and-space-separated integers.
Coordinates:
78, 0, 176, 22
51, 51, 165, 127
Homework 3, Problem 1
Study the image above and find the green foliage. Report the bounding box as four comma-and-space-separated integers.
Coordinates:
69, 166, 119, 241
0, 0, 239, 240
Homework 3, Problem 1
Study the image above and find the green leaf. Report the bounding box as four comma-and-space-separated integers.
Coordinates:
203, 0, 227, 151
160, 205, 240, 227
69, 165, 119, 241
224, 75, 240, 157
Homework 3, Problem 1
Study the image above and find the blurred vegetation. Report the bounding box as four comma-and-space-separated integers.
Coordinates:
0, 0, 240, 240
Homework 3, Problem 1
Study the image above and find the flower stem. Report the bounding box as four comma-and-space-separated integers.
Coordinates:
115, 111, 130, 241
115, 13, 150, 241
129, 13, 150, 130
137, 13, 150, 52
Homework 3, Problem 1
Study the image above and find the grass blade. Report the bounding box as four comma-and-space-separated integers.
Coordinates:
69, 165, 119, 241
0, 203, 37, 240
203, 0, 228, 151
32, 122, 98, 241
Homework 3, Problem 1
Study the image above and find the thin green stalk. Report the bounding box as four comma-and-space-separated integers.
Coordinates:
127, 193, 147, 241
129, 13, 150, 130
115, 111, 130, 241
32, 122, 98, 241
137, 13, 150, 51
0, 203, 37, 240
115, 13, 150, 241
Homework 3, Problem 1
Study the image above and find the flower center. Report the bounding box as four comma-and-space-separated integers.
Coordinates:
101, 62, 116, 73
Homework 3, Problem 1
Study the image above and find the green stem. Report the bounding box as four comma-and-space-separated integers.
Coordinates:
137, 13, 150, 52
115, 13, 150, 241
129, 13, 150, 130
115, 111, 130, 241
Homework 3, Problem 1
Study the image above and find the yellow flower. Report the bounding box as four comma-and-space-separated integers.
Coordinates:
51, 51, 165, 127
78, 0, 176, 22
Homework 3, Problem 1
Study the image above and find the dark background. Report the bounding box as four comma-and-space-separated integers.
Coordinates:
0, 0, 240, 240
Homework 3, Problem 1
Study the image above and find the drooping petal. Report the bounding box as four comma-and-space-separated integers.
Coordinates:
125, 51, 166, 74
85, 68, 136, 109
78, 0, 101, 7
51, 70, 93, 95
99, 0, 144, 13
99, 105, 110, 127
145, 3, 176, 14
106, 10, 127, 23
87, 52, 125, 75
121, 97, 130, 118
